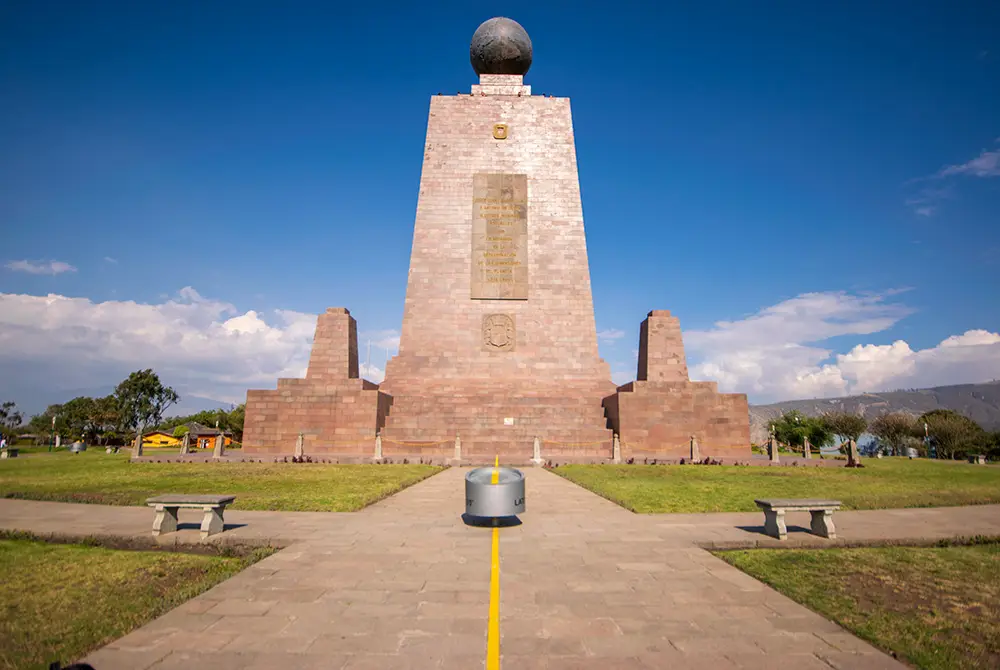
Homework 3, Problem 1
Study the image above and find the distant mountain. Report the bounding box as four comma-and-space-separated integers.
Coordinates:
749, 380, 1000, 444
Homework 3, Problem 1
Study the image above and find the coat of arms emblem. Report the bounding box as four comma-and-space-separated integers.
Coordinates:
482, 314, 515, 351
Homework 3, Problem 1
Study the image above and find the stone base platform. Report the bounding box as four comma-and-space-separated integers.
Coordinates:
379, 382, 614, 461
243, 308, 752, 462
605, 379, 750, 461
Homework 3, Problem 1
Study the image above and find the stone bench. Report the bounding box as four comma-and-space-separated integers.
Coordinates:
146, 495, 236, 539
0, 448, 19, 459
754, 498, 841, 540
969, 454, 986, 465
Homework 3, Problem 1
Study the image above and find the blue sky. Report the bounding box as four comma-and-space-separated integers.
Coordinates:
2, 1, 999, 414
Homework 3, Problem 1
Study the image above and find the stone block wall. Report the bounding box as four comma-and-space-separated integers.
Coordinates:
607, 381, 750, 461
379, 380, 613, 462
243, 308, 385, 456
605, 310, 751, 461
637, 311, 689, 382
303, 308, 359, 381
380, 74, 613, 394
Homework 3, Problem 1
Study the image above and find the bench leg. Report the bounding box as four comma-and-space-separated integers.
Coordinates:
201, 506, 225, 539
810, 510, 836, 539
152, 505, 178, 536
763, 509, 787, 540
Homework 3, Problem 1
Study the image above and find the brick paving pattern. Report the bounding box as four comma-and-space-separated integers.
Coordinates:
6, 468, 999, 667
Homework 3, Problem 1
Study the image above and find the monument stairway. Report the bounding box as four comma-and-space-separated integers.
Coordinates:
378, 388, 614, 462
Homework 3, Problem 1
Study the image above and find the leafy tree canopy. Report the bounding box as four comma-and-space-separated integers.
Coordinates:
821, 411, 868, 443
155, 404, 245, 441
114, 369, 179, 435
868, 412, 918, 456
919, 410, 985, 460
0, 401, 24, 438
771, 411, 834, 450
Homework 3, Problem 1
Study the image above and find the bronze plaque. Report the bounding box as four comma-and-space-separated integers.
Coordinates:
471, 173, 528, 299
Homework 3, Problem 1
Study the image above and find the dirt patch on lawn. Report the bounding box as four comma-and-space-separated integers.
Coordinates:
0, 529, 281, 558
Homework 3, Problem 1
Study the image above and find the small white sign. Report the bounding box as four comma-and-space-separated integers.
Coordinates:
503, 417, 515, 426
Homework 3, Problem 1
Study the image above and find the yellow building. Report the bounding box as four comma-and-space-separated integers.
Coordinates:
141, 431, 181, 447
142, 422, 234, 449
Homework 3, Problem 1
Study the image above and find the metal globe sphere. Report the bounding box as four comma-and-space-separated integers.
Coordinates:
470, 17, 532, 76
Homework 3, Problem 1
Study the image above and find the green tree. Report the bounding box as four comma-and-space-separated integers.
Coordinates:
227, 404, 245, 441
155, 404, 245, 441
27, 404, 64, 440
985, 431, 1000, 461
772, 411, 833, 452
0, 401, 24, 439
821, 412, 868, 444
90, 395, 120, 445
868, 412, 917, 456
114, 370, 179, 441
172, 425, 189, 438
920, 410, 984, 460
58, 396, 97, 441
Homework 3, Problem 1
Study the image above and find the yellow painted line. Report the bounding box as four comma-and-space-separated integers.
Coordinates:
487, 454, 501, 670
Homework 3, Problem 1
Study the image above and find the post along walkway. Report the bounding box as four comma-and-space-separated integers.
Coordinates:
3, 469, 1000, 668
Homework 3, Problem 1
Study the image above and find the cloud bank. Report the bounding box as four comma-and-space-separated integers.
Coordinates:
684, 291, 1000, 401
0, 288, 317, 408
0, 287, 996, 413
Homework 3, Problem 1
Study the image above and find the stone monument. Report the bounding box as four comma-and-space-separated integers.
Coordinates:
243, 18, 750, 462
213, 433, 225, 459
846, 439, 860, 467
767, 426, 779, 463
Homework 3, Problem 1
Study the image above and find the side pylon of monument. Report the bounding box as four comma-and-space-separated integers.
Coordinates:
243, 308, 390, 456
603, 311, 750, 460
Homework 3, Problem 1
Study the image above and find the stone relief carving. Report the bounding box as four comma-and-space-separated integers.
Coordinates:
482, 314, 515, 352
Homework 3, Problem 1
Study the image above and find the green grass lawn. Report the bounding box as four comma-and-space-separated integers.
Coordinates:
555, 458, 1000, 513
717, 541, 1000, 669
0, 452, 443, 511
0, 536, 272, 670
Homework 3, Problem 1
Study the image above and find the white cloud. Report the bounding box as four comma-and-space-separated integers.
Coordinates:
360, 362, 386, 383
937, 140, 1000, 178
357, 329, 399, 383
905, 139, 1000, 215
5, 260, 78, 275
103, 256, 118, 264
0, 287, 317, 407
685, 291, 1000, 402
360, 329, 401, 351
597, 328, 626, 342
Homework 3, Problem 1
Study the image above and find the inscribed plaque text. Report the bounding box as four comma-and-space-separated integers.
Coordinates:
471, 173, 528, 299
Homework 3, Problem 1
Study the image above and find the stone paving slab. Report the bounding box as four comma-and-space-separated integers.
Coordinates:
6, 467, 995, 667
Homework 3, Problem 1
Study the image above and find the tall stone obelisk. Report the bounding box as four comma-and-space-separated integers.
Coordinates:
379, 17, 615, 458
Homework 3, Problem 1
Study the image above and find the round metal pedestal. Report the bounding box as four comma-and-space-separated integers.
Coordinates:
465, 467, 525, 517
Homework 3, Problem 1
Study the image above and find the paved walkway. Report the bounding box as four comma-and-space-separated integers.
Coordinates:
3, 469, 999, 668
